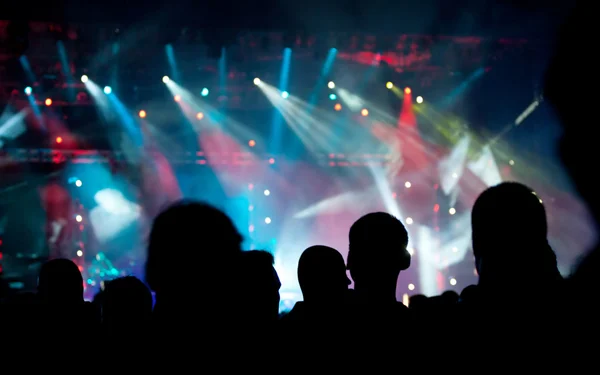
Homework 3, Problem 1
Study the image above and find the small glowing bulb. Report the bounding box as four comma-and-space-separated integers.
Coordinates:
405, 181, 411, 188
281, 91, 289, 99
201, 88, 209, 96
139, 110, 147, 118
174, 95, 181, 102
404, 87, 411, 95
103, 86, 112, 94
75, 180, 82, 187
162, 76, 170, 83
264, 189, 270, 196
328, 81, 335, 89
449, 208, 456, 215
55, 136, 63, 144
386, 82, 393, 89
416, 96, 423, 104
449, 278, 457, 286
406, 217, 413, 225
265, 217, 272, 224
268, 158, 275, 164
253, 78, 261, 85
361, 109, 369, 116
77, 250, 83, 257
408, 283, 415, 291
248, 140, 256, 147
196, 112, 204, 120
45, 98, 52, 106
334, 103, 342, 111
81, 75, 88, 83
509, 159, 515, 166
24, 86, 32, 95
75, 215, 83, 223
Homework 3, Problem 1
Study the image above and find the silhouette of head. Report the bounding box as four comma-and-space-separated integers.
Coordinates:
103, 276, 152, 330
472, 182, 559, 287
348, 212, 410, 299
298, 245, 350, 304
238, 250, 281, 323
146, 200, 243, 295
38, 258, 83, 305
545, 5, 597, 223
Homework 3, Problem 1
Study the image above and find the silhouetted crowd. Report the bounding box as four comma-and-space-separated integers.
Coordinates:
0, 4, 597, 367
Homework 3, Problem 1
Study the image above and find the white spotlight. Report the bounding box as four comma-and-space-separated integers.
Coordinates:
264, 189, 270, 196
281, 91, 289, 99
416, 96, 424, 104
162, 76, 170, 83
328, 81, 335, 89
406, 217, 413, 225
265, 217, 272, 224
81, 75, 88, 83
449, 207, 456, 215
405, 181, 412, 188
253, 78, 261, 85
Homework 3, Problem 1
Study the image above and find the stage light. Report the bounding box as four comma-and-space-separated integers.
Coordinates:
24, 86, 32, 95
75, 215, 83, 223
386, 82, 393, 89
196, 112, 204, 120
406, 217, 413, 225
416, 96, 423, 104
361, 109, 369, 117
449, 278, 457, 286
201, 88, 209, 97
162, 76, 170, 83
55, 136, 63, 144
45, 98, 52, 106
408, 283, 415, 291
103, 86, 112, 94
268, 158, 275, 164
405, 181, 411, 188
248, 140, 256, 147
75, 180, 82, 187
139, 110, 147, 118
449, 207, 456, 215
404, 87, 411, 95
265, 217, 272, 224
81, 75, 88, 83
329, 93, 337, 100
253, 78, 261, 85
334, 103, 342, 111
328, 81, 335, 89
281, 91, 289, 99
433, 204, 440, 213
77, 250, 83, 257
264, 189, 270, 196
509, 159, 515, 166
174, 95, 181, 102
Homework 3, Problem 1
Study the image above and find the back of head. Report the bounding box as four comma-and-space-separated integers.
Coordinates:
146, 200, 243, 295
348, 212, 411, 286
298, 245, 349, 303
103, 276, 152, 326
38, 259, 83, 305
471, 182, 559, 286
238, 250, 281, 323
